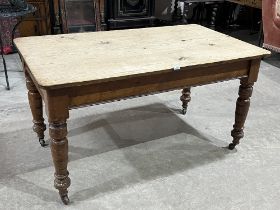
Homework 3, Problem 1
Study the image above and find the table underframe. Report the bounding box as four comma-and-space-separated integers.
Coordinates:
23, 57, 261, 205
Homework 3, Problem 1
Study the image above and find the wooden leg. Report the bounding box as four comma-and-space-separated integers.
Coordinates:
182, 2, 189, 24
258, 21, 263, 47
49, 121, 71, 205
180, 87, 191, 115
229, 78, 254, 150
25, 71, 47, 147
172, 0, 179, 22
0, 29, 10, 90
209, 3, 218, 30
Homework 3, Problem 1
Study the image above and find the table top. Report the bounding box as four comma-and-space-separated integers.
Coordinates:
15, 24, 270, 88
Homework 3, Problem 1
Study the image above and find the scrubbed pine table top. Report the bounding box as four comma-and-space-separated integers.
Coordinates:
15, 24, 270, 88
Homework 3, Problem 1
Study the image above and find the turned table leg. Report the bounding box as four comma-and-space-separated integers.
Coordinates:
180, 87, 191, 115
209, 3, 219, 30
25, 71, 47, 147
182, 2, 190, 24
49, 120, 71, 205
229, 78, 254, 150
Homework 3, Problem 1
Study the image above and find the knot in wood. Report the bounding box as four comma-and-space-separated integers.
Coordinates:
179, 57, 187, 61
100, 41, 110, 45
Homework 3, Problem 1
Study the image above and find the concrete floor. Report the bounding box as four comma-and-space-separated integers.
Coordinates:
0, 32, 280, 209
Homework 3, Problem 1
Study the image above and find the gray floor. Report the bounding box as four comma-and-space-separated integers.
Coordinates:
1, 35, 280, 209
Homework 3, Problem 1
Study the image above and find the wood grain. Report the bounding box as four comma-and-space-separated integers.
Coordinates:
49, 121, 71, 205
66, 60, 249, 107
180, 87, 191, 115
14, 24, 270, 88
25, 69, 47, 146
18, 24, 270, 204
47, 95, 70, 205
229, 78, 254, 150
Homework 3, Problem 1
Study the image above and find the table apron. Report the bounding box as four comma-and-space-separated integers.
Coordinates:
64, 60, 251, 108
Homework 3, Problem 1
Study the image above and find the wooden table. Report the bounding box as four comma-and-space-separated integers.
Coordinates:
14, 25, 270, 205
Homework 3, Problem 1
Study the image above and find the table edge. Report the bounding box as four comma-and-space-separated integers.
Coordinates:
26, 55, 268, 90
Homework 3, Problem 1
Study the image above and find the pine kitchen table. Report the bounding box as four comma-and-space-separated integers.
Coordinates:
14, 24, 270, 205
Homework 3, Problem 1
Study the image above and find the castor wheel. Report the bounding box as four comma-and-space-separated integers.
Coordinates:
228, 143, 236, 150
39, 138, 48, 147
182, 108, 187, 115
60, 194, 70, 205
